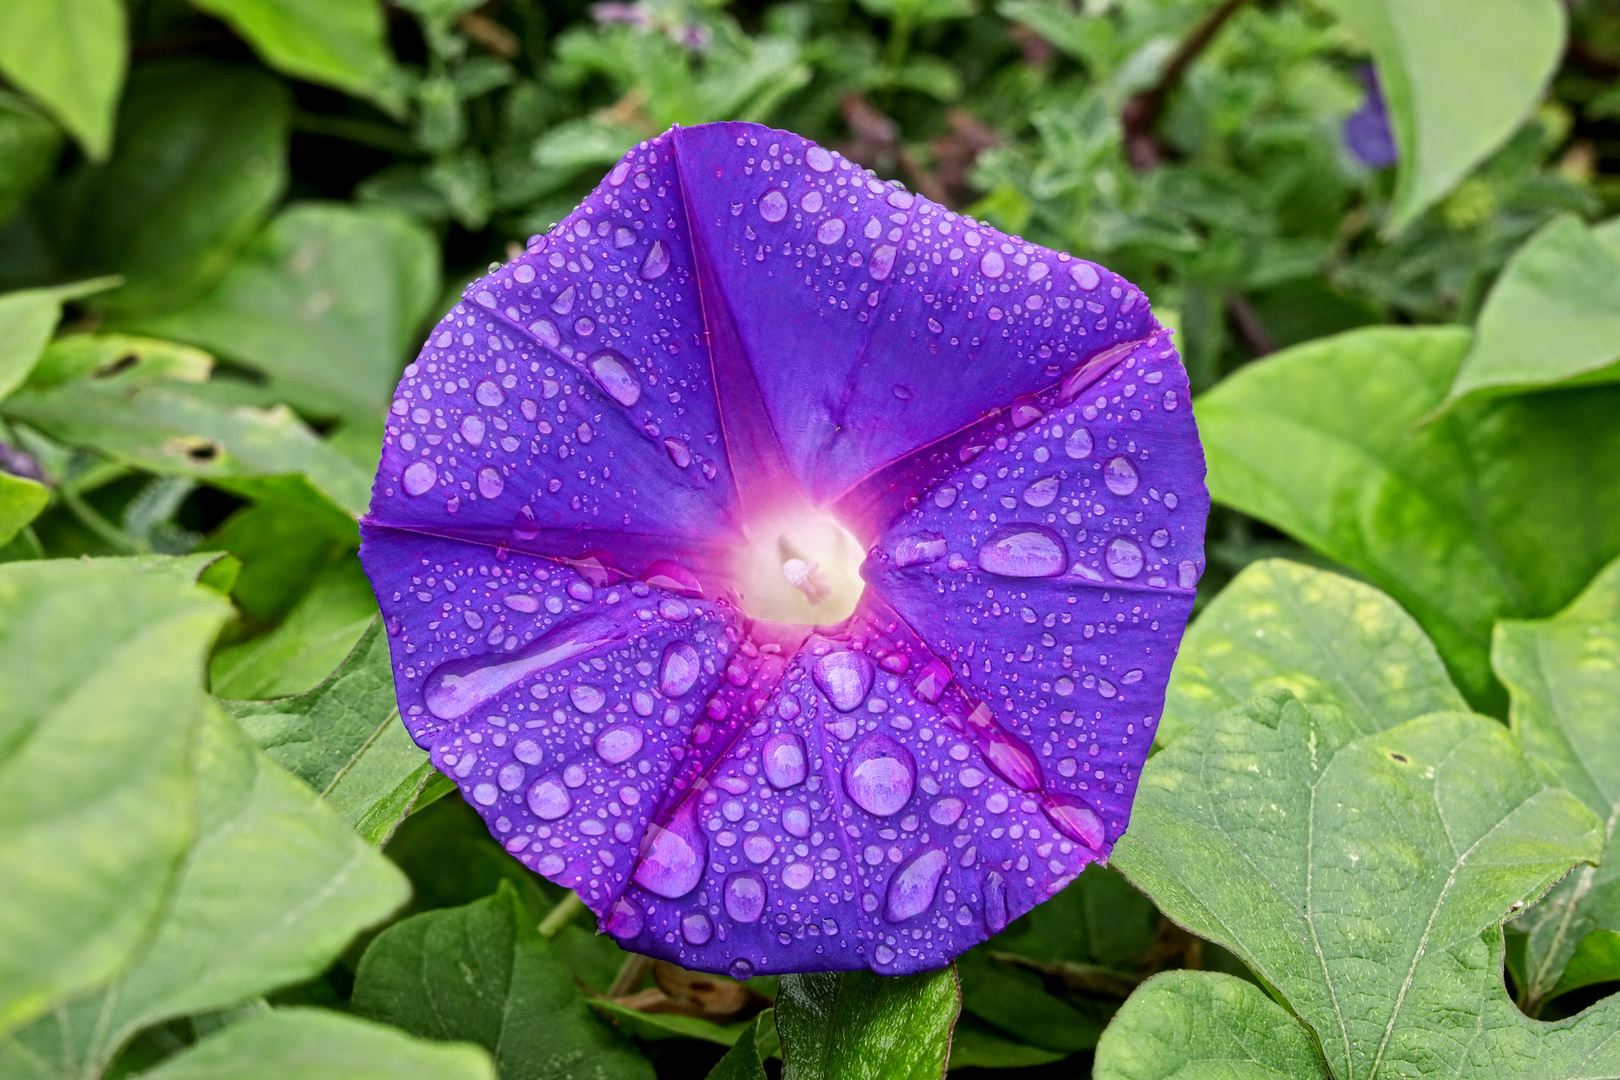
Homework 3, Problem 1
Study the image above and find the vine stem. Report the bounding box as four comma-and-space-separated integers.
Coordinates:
1121, 0, 1250, 170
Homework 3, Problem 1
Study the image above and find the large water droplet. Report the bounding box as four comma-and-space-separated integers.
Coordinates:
595, 724, 644, 764
478, 468, 504, 499
1042, 794, 1105, 849
660, 640, 701, 697
800, 190, 823, 212
476, 380, 505, 407
870, 244, 897, 281
983, 871, 1008, 933
813, 651, 875, 712
1106, 538, 1144, 579
551, 286, 574, 315
615, 227, 637, 248
1104, 456, 1139, 496
1065, 427, 1093, 459
663, 438, 692, 468
782, 863, 814, 890
806, 145, 835, 172
1070, 262, 1100, 290
633, 802, 706, 898
914, 660, 950, 704
1022, 476, 1059, 508
929, 797, 964, 825
639, 240, 670, 281
570, 684, 606, 713
402, 461, 436, 496
979, 250, 1005, 278
759, 190, 788, 222
744, 835, 775, 863
782, 804, 810, 837
724, 871, 767, 922
762, 732, 808, 789
817, 217, 845, 244
682, 911, 714, 945
423, 614, 630, 720
893, 533, 946, 568
527, 775, 572, 819
605, 897, 643, 938
590, 350, 641, 407
978, 523, 1068, 578
498, 763, 525, 791
515, 739, 543, 765
843, 734, 916, 817
884, 848, 948, 921
460, 415, 485, 446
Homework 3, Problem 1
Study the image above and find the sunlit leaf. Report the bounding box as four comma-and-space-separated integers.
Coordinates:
0, 280, 121, 402
0, 474, 47, 549
1496, 555, 1620, 1013
0, 0, 126, 161
209, 558, 377, 699
0, 100, 61, 229
0, 559, 229, 1039
777, 967, 960, 1080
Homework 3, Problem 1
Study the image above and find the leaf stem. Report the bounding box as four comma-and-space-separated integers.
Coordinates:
537, 891, 585, 938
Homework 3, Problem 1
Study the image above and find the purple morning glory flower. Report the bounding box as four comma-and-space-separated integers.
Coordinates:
359, 122, 1207, 977
1344, 64, 1398, 169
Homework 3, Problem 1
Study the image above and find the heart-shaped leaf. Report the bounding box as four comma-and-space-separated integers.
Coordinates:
0, 0, 126, 161
777, 966, 960, 1080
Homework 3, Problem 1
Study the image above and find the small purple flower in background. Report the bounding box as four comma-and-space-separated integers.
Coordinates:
360, 122, 1207, 977
1344, 64, 1398, 169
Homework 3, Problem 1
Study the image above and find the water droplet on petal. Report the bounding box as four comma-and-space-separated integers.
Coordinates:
403, 461, 437, 496
660, 640, 701, 697
605, 897, 643, 938
639, 240, 670, 280
806, 145, 835, 171
813, 651, 875, 712
1010, 396, 1043, 428
1179, 560, 1199, 589
476, 380, 505, 407
633, 802, 707, 898
800, 190, 823, 212
1022, 476, 1059, 508
914, 660, 950, 703
643, 559, 701, 597
515, 739, 543, 765
729, 958, 755, 979
478, 468, 504, 499
681, 911, 714, 945
744, 835, 776, 863
570, 684, 606, 713
880, 850, 947, 930
978, 523, 1067, 578
1106, 538, 1144, 579
461, 415, 485, 446
1042, 794, 1105, 849
782, 804, 810, 837
1104, 456, 1139, 496
870, 244, 897, 281
530, 319, 560, 348
782, 863, 814, 890
589, 350, 641, 406
893, 532, 946, 568
762, 732, 808, 789
551, 286, 575, 315
984, 871, 1009, 933
929, 797, 964, 825
595, 724, 644, 764
1150, 529, 1169, 548
663, 438, 692, 467
980, 250, 1005, 278
498, 763, 525, 791
759, 190, 788, 222
817, 217, 845, 244
1065, 427, 1093, 459
843, 734, 916, 816
1070, 262, 1100, 290
527, 775, 572, 819
724, 871, 767, 922
424, 614, 629, 720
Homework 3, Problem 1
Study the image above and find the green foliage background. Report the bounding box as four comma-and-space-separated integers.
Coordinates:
1, 0, 1619, 1077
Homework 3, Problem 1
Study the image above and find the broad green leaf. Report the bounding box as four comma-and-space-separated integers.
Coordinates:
191, 0, 405, 114
1496, 555, 1620, 1013
48, 59, 289, 317
201, 502, 355, 624
589, 999, 755, 1046
955, 950, 1107, 1053
225, 619, 437, 846
0, 101, 61, 228
1444, 215, 1620, 407
988, 864, 1157, 971
0, 280, 121, 402
0, 474, 47, 549
1552, 929, 1620, 1001
1094, 970, 1329, 1080
1315, 0, 1566, 234
351, 882, 653, 1080
0, 707, 408, 1078
135, 1007, 495, 1080
777, 967, 959, 1080
4, 383, 371, 523
944, 1018, 1066, 1071
209, 558, 377, 699
132, 203, 439, 423
1111, 692, 1612, 1080
705, 1011, 775, 1080
1160, 559, 1466, 747
1195, 326, 1620, 710
383, 796, 556, 917
0, 0, 126, 160
25, 334, 211, 392
0, 559, 229, 1039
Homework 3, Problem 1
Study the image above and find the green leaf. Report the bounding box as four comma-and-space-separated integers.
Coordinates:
0, 706, 408, 1077
225, 619, 437, 846
351, 882, 654, 1080
588, 1000, 755, 1047
25, 333, 212, 392
0, 473, 47, 549
1315, 0, 1566, 234
0, 558, 229, 1039
190, 0, 405, 115
1495, 555, 1620, 1013
200, 502, 356, 624
1160, 559, 1467, 747
1094, 970, 1329, 1080
134, 1008, 495, 1080
954, 950, 1107, 1053
1443, 215, 1620, 407
209, 558, 377, 699
0, 100, 62, 228
48, 59, 289, 318
0, 0, 127, 161
1110, 691, 1613, 1080
0, 280, 121, 402
1195, 326, 1620, 710
777, 967, 959, 1080
944, 1017, 1067, 1071
705, 1010, 775, 1080
988, 863, 1157, 970
1552, 929, 1620, 1001
131, 203, 440, 423
3, 383, 371, 524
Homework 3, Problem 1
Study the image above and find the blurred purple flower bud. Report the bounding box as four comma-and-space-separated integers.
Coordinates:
1345, 64, 1398, 169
